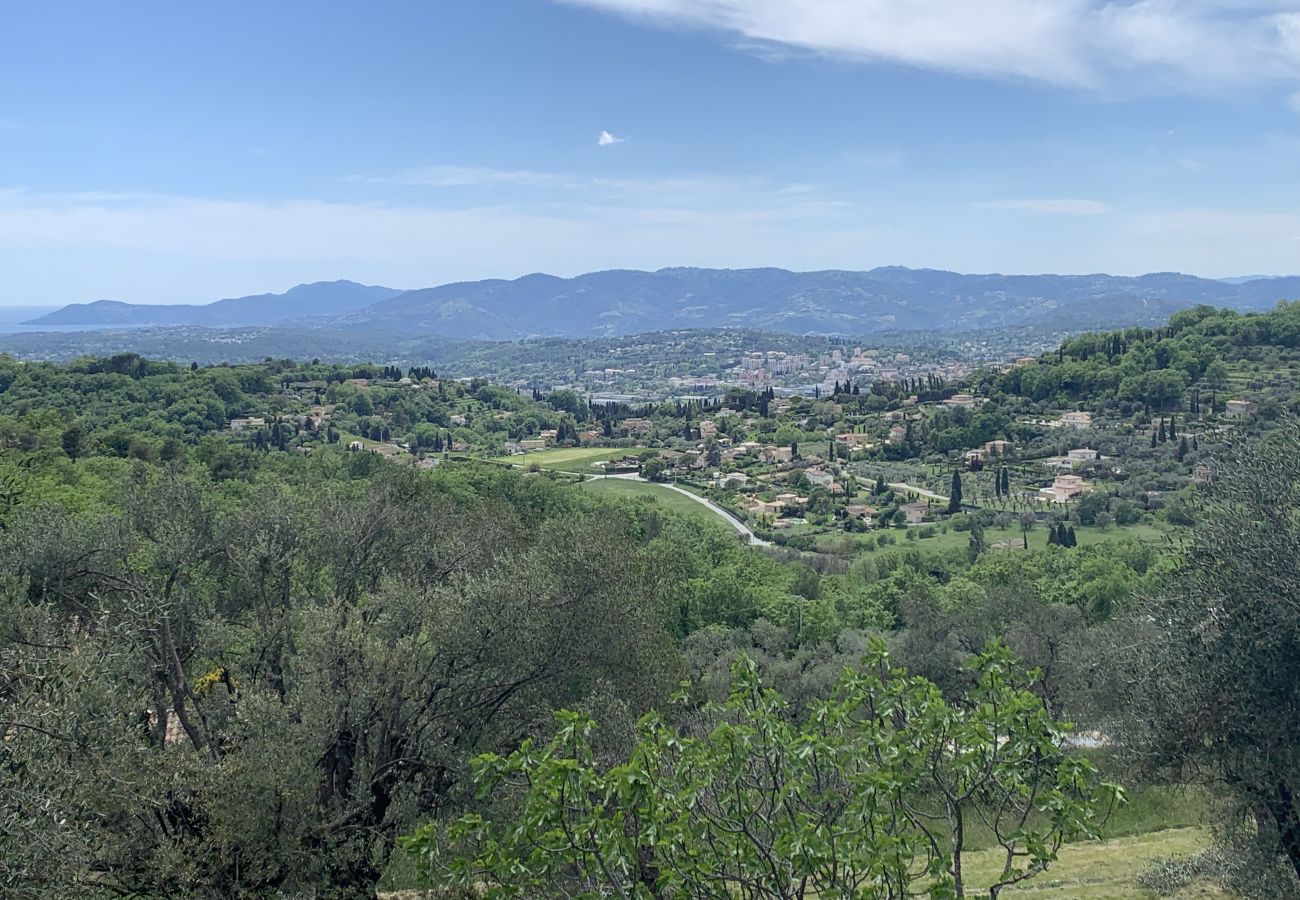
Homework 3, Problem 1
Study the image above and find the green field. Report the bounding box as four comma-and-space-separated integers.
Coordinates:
964, 827, 1223, 899
489, 446, 646, 473
579, 477, 731, 531
815, 520, 1177, 556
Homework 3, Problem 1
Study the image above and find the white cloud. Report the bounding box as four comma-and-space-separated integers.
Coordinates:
976, 198, 1110, 215
369, 165, 570, 188
361, 164, 787, 202
561, 0, 1300, 91
598, 129, 627, 146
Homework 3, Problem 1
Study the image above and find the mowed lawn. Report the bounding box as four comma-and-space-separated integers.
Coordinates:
579, 477, 730, 531
488, 447, 645, 473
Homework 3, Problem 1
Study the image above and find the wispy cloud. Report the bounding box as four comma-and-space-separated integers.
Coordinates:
844, 148, 905, 169
357, 164, 807, 205
976, 198, 1109, 215
560, 0, 1300, 92
598, 129, 627, 146
365, 165, 571, 188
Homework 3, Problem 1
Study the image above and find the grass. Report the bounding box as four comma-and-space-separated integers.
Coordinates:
487, 446, 645, 473
380, 827, 1225, 898
815, 520, 1177, 556
578, 477, 730, 531
962, 827, 1225, 899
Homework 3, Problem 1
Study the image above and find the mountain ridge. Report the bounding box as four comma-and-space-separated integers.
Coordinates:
23, 280, 403, 328
22, 267, 1300, 339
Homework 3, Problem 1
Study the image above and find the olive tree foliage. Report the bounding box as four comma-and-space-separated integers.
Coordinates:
0, 467, 677, 898
1105, 422, 1300, 888
406, 643, 1120, 900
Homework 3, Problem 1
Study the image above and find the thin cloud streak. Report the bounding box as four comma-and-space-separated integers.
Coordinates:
976, 198, 1110, 215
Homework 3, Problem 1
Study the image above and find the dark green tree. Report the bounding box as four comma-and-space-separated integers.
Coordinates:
1107, 425, 1300, 885
59, 423, 84, 461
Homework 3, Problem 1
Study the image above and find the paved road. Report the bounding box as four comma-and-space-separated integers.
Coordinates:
595, 473, 772, 547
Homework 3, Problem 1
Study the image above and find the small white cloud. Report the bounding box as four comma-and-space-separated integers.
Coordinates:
598, 129, 627, 146
976, 198, 1109, 215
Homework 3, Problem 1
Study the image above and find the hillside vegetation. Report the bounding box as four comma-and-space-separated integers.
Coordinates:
4, 302, 1300, 897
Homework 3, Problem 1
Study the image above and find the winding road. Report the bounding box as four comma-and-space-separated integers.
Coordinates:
594, 472, 772, 547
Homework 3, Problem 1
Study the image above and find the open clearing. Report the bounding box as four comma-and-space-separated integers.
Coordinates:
578, 477, 732, 531
488, 446, 646, 473
964, 827, 1224, 899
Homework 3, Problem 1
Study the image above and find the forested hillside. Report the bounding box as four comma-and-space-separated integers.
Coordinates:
3, 322, 1300, 897
977, 300, 1300, 414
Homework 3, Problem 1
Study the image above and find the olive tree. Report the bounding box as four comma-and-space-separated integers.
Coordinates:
0, 468, 677, 898
1107, 423, 1300, 886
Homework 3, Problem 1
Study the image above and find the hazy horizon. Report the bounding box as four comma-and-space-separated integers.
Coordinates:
5, 1, 1300, 307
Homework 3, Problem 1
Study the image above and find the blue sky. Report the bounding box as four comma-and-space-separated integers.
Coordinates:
2, 0, 1300, 305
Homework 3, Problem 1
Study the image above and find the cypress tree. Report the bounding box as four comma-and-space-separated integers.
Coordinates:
948, 470, 963, 514
1066, 525, 1078, 548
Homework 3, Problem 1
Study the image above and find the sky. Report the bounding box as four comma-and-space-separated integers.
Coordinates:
2, 0, 1300, 306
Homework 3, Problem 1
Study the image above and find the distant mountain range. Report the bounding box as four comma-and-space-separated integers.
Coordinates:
25, 281, 401, 328
22, 267, 1300, 339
